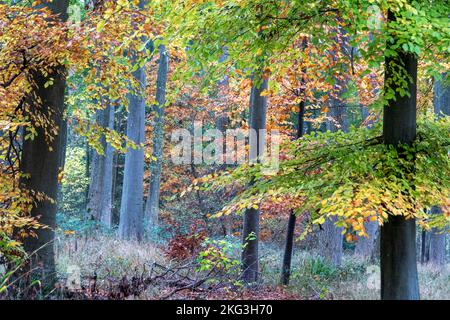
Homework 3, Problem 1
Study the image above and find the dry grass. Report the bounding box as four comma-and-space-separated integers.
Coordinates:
329, 262, 450, 300
417, 264, 450, 300
258, 244, 450, 300
52, 236, 450, 300
56, 234, 165, 280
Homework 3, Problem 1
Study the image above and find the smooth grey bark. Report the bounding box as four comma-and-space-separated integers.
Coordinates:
84, 0, 114, 228
100, 105, 115, 227
318, 216, 344, 267
84, 138, 91, 207
216, 112, 233, 236
87, 105, 115, 227
428, 208, 445, 266
241, 77, 268, 284
144, 44, 169, 229
355, 220, 379, 260
434, 74, 450, 117
318, 104, 348, 268
118, 65, 146, 241
118, 0, 148, 241
355, 106, 379, 260
380, 10, 419, 300
20, 0, 69, 291
317, 27, 351, 267
428, 74, 449, 266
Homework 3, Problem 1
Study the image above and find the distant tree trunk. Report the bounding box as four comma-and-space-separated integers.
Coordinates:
241, 77, 268, 284
19, 0, 69, 291
280, 50, 307, 284
428, 208, 445, 266
420, 230, 430, 264
317, 27, 350, 267
355, 220, 379, 260
145, 44, 169, 229
434, 73, 450, 117
118, 1, 148, 240
216, 48, 233, 236
57, 117, 68, 203
380, 10, 419, 300
216, 112, 232, 236
112, 107, 127, 225
428, 74, 449, 266
84, 113, 91, 208
59, 119, 68, 171
118, 65, 146, 241
317, 105, 347, 267
370, 229, 381, 262
87, 105, 115, 227
111, 150, 119, 224
101, 105, 115, 227
281, 104, 305, 285
318, 216, 344, 266
355, 105, 379, 260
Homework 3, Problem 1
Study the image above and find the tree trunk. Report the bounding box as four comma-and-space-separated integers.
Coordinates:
241, 77, 268, 284
216, 112, 232, 236
87, 105, 115, 227
85, 138, 91, 207
428, 75, 449, 266
355, 219, 379, 260
434, 73, 450, 117
316, 27, 351, 267
145, 44, 169, 229
381, 216, 419, 300
355, 105, 379, 259
280, 210, 297, 285
318, 216, 344, 266
118, 1, 148, 241
118, 65, 146, 241
380, 11, 419, 300
101, 105, 115, 227
317, 104, 347, 267
56, 116, 68, 204
20, 0, 69, 291
281, 86, 306, 285
112, 107, 127, 225
428, 208, 446, 266
421, 229, 430, 264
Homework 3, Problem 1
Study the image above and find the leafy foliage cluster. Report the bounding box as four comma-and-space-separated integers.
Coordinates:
198, 115, 450, 239
0, 0, 157, 261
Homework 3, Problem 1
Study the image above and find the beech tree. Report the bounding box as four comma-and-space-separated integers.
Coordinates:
87, 104, 115, 227
118, 1, 149, 241
196, 0, 449, 301
118, 61, 146, 241
84, 0, 115, 229
0, 1, 150, 288
2, 0, 449, 301
19, 0, 69, 289
318, 104, 347, 267
380, 10, 419, 300
241, 76, 268, 284
145, 44, 169, 229
428, 74, 449, 266
280, 82, 306, 285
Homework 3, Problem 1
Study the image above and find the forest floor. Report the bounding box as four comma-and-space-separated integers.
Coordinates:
49, 234, 450, 300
